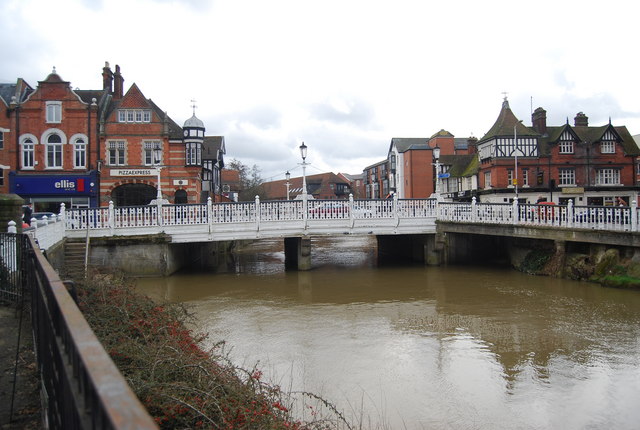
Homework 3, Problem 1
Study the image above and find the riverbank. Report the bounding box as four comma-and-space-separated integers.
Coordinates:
518, 244, 640, 289
78, 270, 348, 429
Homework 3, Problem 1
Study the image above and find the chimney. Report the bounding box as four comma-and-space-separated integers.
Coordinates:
532, 107, 547, 134
102, 61, 113, 94
574, 112, 588, 127
467, 136, 478, 154
113, 65, 124, 100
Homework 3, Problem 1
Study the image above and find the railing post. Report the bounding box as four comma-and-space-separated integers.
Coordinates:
567, 200, 574, 228
60, 203, 66, 231
393, 192, 399, 226
108, 201, 115, 235
512, 199, 519, 224
303, 193, 308, 230
255, 195, 261, 232
471, 196, 477, 223
156, 199, 163, 227
207, 196, 213, 233
348, 193, 355, 225
8, 220, 17, 233
632, 200, 638, 232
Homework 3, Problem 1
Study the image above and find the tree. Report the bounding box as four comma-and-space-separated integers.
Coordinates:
226, 159, 266, 201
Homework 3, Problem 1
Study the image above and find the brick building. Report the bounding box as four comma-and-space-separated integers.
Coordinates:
4, 70, 100, 212
261, 172, 351, 200
2, 63, 226, 209
477, 98, 640, 205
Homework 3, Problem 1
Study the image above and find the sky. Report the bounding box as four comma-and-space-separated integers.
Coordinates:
1, 0, 639, 182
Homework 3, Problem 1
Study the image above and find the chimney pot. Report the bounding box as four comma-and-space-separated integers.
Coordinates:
574, 112, 588, 127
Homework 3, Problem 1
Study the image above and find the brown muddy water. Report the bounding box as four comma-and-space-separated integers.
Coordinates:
136, 236, 640, 429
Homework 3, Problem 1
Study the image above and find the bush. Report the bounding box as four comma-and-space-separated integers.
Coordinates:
77, 271, 344, 429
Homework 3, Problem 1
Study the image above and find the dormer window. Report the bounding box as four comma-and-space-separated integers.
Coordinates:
186, 142, 202, 166
559, 139, 573, 154
117, 109, 151, 123
600, 139, 615, 154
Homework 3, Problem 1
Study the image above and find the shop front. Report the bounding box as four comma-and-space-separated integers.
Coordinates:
9, 172, 99, 213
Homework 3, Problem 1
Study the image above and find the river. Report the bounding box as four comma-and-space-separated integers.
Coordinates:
136, 236, 640, 429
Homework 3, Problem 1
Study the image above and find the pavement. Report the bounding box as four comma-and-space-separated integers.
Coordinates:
0, 304, 40, 429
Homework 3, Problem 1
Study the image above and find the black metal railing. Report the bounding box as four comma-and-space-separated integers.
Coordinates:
9, 234, 158, 429
0, 233, 31, 305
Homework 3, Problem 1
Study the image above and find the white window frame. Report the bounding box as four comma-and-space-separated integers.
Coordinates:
46, 101, 62, 123
0, 130, 4, 149
558, 168, 575, 186
185, 141, 202, 166
72, 135, 87, 169
46, 134, 63, 169
484, 171, 492, 188
20, 135, 37, 169
559, 139, 574, 154
117, 109, 152, 123
107, 140, 126, 166
522, 169, 529, 186
596, 168, 620, 185
143, 141, 161, 166
507, 169, 514, 187
600, 140, 615, 154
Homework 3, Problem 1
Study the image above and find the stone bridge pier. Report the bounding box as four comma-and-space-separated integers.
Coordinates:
284, 237, 311, 271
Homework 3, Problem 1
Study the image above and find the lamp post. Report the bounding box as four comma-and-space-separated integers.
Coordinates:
513, 120, 523, 202
153, 142, 164, 202
299, 142, 308, 201
431, 144, 441, 198
285, 171, 291, 200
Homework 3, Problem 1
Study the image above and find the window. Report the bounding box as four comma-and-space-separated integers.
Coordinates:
21, 137, 35, 169
558, 168, 575, 186
46, 133, 63, 168
596, 168, 620, 185
559, 139, 573, 154
600, 140, 615, 154
484, 171, 491, 188
0, 169, 3, 186
522, 169, 529, 186
0, 131, 4, 149
143, 141, 161, 165
185, 142, 201, 166
107, 140, 126, 166
117, 109, 152, 123
46, 101, 62, 123
73, 138, 86, 168
507, 169, 514, 186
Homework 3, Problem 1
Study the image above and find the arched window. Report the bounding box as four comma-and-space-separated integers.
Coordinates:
46, 133, 63, 168
73, 137, 87, 168
21, 137, 35, 169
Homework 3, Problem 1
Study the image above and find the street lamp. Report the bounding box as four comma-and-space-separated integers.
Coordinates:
299, 142, 308, 200
285, 171, 291, 200
153, 142, 164, 202
513, 120, 523, 202
431, 144, 441, 198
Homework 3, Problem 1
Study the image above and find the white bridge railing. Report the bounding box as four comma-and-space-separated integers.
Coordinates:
14, 195, 639, 248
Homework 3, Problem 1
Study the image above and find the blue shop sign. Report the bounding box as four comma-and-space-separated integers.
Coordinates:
10, 173, 97, 195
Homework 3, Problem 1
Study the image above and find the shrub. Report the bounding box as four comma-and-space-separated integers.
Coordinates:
77, 271, 344, 429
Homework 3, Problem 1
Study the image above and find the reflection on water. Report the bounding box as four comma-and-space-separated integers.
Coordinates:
137, 236, 640, 429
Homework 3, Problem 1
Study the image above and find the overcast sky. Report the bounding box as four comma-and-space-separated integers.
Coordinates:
2, 0, 638, 181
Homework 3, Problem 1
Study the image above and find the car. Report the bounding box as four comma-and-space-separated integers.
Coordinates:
309, 201, 349, 215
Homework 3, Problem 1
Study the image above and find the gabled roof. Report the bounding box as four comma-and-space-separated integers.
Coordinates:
479, 99, 539, 143
539, 123, 640, 156
439, 154, 479, 177
0, 79, 34, 106
203, 136, 225, 163
363, 159, 388, 171
389, 137, 431, 153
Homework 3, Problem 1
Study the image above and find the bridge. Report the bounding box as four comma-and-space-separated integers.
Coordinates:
19, 195, 639, 274
27, 196, 640, 243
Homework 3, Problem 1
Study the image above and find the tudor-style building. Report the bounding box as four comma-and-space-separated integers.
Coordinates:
477, 98, 640, 205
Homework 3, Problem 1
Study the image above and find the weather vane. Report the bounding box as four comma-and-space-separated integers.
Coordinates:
190, 99, 197, 115
501, 91, 508, 101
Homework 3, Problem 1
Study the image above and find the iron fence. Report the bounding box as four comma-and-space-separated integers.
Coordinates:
0, 233, 157, 429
